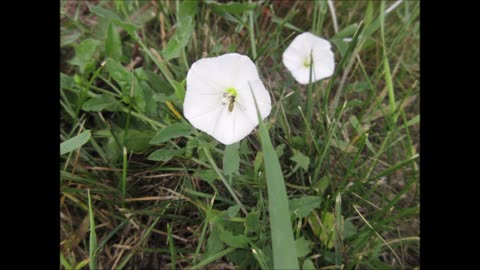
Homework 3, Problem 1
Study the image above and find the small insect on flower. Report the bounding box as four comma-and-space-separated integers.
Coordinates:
183, 53, 271, 145
282, 32, 335, 85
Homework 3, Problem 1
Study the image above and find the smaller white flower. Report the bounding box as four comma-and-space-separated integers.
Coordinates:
183, 53, 271, 145
282, 32, 335, 85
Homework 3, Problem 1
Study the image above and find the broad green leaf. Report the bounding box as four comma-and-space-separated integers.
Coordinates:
295, 237, 311, 258
202, 227, 224, 261
314, 175, 330, 194
289, 196, 322, 218
149, 123, 193, 144
60, 73, 75, 90
106, 22, 122, 61
218, 225, 252, 248
227, 205, 241, 218
245, 211, 260, 233
290, 150, 310, 170
90, 6, 121, 21
275, 144, 286, 158
147, 149, 178, 162
82, 95, 122, 112
87, 8, 136, 38
205, 0, 257, 14
69, 39, 99, 73
179, 0, 199, 17
302, 259, 316, 270
163, 16, 195, 61
343, 219, 357, 239
60, 130, 91, 155
251, 88, 299, 269
119, 130, 155, 152
194, 169, 218, 184
223, 142, 240, 176
320, 212, 336, 249
309, 212, 337, 249
104, 59, 132, 92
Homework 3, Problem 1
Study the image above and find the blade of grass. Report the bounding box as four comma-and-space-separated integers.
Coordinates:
380, 1, 397, 125
167, 223, 177, 270
87, 189, 97, 270
192, 194, 217, 264
249, 83, 299, 269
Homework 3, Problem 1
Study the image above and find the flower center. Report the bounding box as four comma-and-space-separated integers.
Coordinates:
222, 87, 238, 112
225, 87, 238, 97
303, 57, 312, 68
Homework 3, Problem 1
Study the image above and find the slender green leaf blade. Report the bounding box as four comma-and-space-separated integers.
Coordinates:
250, 87, 299, 269
60, 130, 91, 155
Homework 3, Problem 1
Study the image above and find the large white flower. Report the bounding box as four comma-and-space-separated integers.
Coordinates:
183, 53, 271, 145
282, 32, 335, 85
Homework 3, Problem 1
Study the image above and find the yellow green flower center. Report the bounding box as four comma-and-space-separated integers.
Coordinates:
303, 57, 312, 68
226, 87, 238, 97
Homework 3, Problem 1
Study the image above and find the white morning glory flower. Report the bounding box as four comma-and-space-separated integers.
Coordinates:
282, 32, 335, 85
183, 53, 271, 145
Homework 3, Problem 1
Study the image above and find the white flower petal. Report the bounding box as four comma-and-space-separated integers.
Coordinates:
184, 53, 272, 145
282, 32, 335, 85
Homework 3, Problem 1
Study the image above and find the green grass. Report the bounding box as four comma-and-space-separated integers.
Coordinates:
60, 1, 419, 269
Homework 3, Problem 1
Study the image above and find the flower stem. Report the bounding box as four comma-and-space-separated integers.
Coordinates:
202, 146, 247, 215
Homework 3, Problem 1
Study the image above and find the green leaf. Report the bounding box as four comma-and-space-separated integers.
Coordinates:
106, 22, 122, 61
60, 73, 75, 90
172, 80, 186, 104
289, 196, 322, 219
90, 6, 121, 21
69, 38, 99, 73
202, 227, 224, 261
309, 212, 336, 249
250, 88, 299, 269
290, 150, 310, 170
82, 95, 122, 112
275, 144, 286, 158
227, 205, 241, 218
314, 175, 330, 194
205, 0, 257, 14
223, 142, 240, 176
406, 115, 420, 127
149, 123, 193, 144
245, 211, 260, 233
60, 130, 91, 155
104, 59, 132, 92
193, 169, 218, 184
119, 130, 155, 152
343, 219, 357, 239
295, 237, 311, 258
179, 0, 199, 17
302, 259, 316, 270
253, 151, 263, 177
147, 149, 178, 162
218, 225, 252, 248
163, 16, 195, 61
